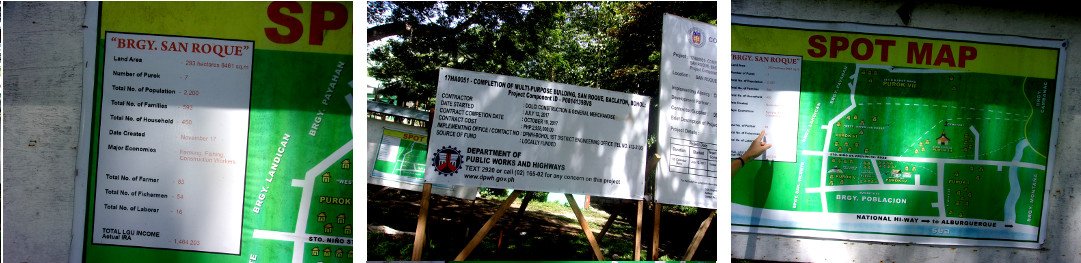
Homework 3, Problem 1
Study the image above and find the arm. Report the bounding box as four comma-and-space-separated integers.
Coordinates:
732, 130, 773, 175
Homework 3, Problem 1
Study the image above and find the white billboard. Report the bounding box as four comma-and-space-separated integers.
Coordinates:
656, 14, 720, 209
425, 68, 650, 200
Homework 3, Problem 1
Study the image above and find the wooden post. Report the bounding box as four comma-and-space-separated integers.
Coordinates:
596, 212, 618, 244
411, 183, 433, 260
683, 209, 716, 260
413, 108, 436, 260
566, 194, 605, 260
652, 202, 661, 260
590, 207, 619, 260
372, 186, 391, 196
454, 190, 522, 260
635, 200, 643, 261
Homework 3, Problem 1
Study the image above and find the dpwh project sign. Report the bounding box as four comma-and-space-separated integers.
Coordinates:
426, 68, 650, 199
656, 14, 720, 209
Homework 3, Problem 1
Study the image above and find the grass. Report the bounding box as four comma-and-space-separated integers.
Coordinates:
487, 194, 611, 231
367, 187, 717, 261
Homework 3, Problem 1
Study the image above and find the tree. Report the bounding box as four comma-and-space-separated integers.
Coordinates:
600, 1, 717, 96
367, 1, 716, 108
367, 1, 566, 108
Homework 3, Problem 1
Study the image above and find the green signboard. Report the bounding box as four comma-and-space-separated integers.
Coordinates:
731, 15, 1063, 248
74, 2, 353, 262
372, 129, 428, 181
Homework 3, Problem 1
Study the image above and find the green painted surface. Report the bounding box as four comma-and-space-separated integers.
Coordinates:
734, 60, 1053, 227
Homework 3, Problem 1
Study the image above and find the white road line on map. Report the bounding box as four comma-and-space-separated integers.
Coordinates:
820, 65, 860, 213
253, 230, 354, 246
936, 162, 946, 217
801, 150, 1046, 170
1004, 140, 1029, 225
872, 158, 884, 184
805, 183, 940, 193
971, 126, 980, 160
290, 140, 354, 263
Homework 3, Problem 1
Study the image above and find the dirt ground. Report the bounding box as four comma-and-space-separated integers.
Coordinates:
367, 185, 718, 261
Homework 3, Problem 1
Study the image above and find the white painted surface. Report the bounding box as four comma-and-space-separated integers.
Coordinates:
732, 0, 1081, 262
2, 2, 88, 262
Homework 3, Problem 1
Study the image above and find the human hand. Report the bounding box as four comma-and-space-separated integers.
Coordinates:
741, 130, 772, 161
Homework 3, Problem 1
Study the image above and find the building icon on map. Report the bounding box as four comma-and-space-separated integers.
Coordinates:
938, 132, 950, 145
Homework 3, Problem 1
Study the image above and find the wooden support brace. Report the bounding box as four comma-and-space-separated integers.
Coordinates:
373, 186, 391, 196
411, 183, 433, 260
454, 190, 522, 260
590, 203, 623, 260
566, 194, 605, 261
596, 211, 618, 244
635, 200, 643, 261
683, 209, 716, 260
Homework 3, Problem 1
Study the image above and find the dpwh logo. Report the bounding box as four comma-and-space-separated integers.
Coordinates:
432, 146, 465, 176
689, 27, 705, 48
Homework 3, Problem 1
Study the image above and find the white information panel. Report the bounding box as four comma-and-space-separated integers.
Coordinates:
656, 14, 720, 209
92, 32, 252, 254
730, 52, 802, 162
425, 68, 650, 199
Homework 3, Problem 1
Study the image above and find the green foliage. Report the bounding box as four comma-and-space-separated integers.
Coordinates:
674, 205, 698, 216
527, 191, 549, 202
368, 1, 566, 108
479, 187, 510, 198
601, 1, 717, 96
367, 1, 716, 104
